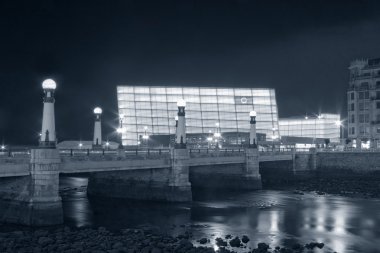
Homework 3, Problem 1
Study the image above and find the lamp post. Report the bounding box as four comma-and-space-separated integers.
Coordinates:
40, 79, 57, 148
271, 127, 276, 150
93, 107, 102, 149
143, 126, 149, 147
335, 120, 343, 145
175, 99, 186, 149
117, 114, 125, 149
207, 130, 213, 149
214, 122, 221, 149
249, 110, 257, 148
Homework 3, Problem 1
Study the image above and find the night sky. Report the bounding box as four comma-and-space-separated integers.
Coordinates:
1, 0, 380, 145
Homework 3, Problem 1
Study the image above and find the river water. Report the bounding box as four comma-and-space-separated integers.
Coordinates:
60, 176, 380, 253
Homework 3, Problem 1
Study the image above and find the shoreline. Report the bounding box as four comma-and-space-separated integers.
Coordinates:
0, 225, 329, 253
263, 176, 380, 199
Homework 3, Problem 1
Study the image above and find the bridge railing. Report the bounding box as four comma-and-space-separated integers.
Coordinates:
189, 148, 245, 158
0, 148, 31, 158
59, 148, 171, 157
318, 147, 380, 153
259, 147, 295, 155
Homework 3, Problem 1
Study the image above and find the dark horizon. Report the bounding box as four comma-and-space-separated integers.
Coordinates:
1, 0, 380, 145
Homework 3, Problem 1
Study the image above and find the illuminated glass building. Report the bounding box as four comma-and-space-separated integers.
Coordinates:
279, 114, 341, 143
117, 86, 280, 146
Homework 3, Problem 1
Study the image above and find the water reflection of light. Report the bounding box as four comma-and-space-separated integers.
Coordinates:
334, 213, 345, 235
270, 211, 279, 232
330, 238, 346, 253
316, 216, 325, 232
70, 199, 92, 227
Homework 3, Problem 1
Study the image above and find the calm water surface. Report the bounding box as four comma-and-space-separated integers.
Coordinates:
60, 176, 380, 253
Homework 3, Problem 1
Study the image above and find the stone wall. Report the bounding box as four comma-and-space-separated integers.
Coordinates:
259, 152, 316, 185
0, 158, 29, 177
317, 152, 380, 176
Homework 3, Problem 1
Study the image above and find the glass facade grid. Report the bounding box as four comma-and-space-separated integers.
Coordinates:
117, 86, 280, 146
279, 114, 341, 143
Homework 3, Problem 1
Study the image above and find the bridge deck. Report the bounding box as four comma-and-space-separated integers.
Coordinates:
0, 149, 295, 177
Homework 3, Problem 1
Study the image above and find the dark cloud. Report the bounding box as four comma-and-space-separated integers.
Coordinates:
1, 0, 380, 144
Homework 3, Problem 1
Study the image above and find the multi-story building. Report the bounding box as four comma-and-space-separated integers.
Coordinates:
116, 86, 280, 146
279, 114, 341, 144
347, 58, 380, 148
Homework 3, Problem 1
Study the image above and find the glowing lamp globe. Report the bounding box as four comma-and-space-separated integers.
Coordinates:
94, 107, 102, 114
250, 111, 257, 117
175, 116, 178, 121
42, 79, 57, 90
177, 98, 186, 107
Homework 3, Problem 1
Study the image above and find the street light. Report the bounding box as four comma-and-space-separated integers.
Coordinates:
93, 107, 102, 148
143, 126, 149, 147
40, 78, 57, 147
118, 114, 125, 149
42, 79, 57, 90
335, 120, 343, 144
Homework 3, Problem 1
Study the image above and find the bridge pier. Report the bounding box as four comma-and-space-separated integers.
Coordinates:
87, 148, 192, 202
0, 148, 63, 226
243, 148, 262, 189
168, 148, 192, 201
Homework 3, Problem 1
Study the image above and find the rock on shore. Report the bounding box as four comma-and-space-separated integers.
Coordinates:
0, 225, 330, 253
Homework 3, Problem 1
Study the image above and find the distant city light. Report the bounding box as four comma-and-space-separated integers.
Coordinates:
335, 120, 342, 127
305, 116, 309, 120
1, 145, 5, 150
142, 135, 149, 140
215, 122, 219, 127
78, 142, 83, 147
106, 141, 109, 146
116, 127, 125, 134
214, 132, 221, 138
207, 137, 213, 141
42, 79, 57, 90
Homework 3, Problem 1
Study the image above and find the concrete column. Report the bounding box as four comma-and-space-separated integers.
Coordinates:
175, 99, 186, 149
169, 148, 192, 201
309, 147, 317, 170
5, 149, 63, 226
40, 79, 57, 147
93, 107, 102, 149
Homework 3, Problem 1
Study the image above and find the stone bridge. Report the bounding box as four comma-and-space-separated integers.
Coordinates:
0, 147, 310, 226
0, 148, 294, 177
